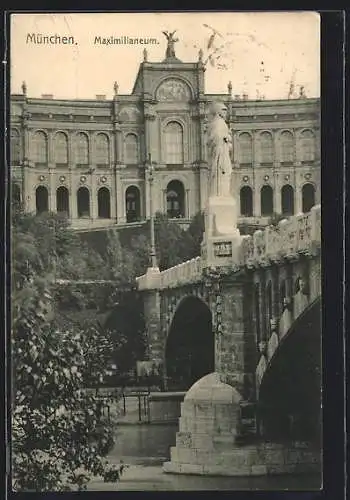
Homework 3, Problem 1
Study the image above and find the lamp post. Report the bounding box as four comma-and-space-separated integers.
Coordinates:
147, 153, 158, 269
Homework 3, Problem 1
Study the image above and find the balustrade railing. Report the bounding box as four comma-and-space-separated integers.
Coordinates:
136, 205, 321, 290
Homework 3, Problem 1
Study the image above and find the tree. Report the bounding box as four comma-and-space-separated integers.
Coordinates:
269, 212, 287, 227
12, 211, 121, 491
183, 211, 205, 259
153, 212, 189, 271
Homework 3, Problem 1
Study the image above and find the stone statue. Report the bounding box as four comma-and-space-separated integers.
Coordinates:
22, 81, 27, 96
162, 30, 179, 58
206, 101, 233, 198
113, 81, 119, 96
143, 48, 148, 62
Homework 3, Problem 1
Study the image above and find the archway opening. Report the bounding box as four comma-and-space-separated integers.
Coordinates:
240, 186, 253, 216
261, 185, 274, 216
281, 185, 294, 216
98, 187, 111, 218
258, 299, 321, 446
36, 186, 49, 214
166, 180, 185, 219
302, 183, 316, 213
165, 296, 213, 391
77, 187, 90, 218
56, 186, 69, 216
125, 186, 141, 223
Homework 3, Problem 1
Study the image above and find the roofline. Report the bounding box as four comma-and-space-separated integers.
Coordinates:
11, 94, 320, 106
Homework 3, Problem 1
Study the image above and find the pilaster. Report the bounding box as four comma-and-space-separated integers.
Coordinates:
143, 286, 163, 362
254, 185, 261, 217
219, 278, 256, 399
199, 162, 208, 211
253, 131, 260, 168
91, 174, 97, 220
144, 103, 157, 162
115, 167, 124, 223
71, 177, 78, 219
232, 131, 239, 167
295, 186, 303, 214
275, 179, 282, 215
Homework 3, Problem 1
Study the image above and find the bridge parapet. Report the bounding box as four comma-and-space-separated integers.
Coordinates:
136, 205, 321, 291
242, 205, 321, 267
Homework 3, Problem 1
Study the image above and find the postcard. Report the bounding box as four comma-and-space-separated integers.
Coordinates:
9, 11, 322, 492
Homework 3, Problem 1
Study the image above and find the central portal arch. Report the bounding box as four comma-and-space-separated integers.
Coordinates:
165, 296, 214, 391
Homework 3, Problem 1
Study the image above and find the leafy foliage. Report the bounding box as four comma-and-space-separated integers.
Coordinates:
12, 212, 122, 491
11, 208, 207, 489
269, 212, 287, 227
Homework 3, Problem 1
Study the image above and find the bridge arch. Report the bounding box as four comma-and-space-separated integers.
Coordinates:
165, 295, 214, 391
257, 297, 321, 444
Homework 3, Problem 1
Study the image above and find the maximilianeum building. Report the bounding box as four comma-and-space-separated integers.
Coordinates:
10, 47, 320, 231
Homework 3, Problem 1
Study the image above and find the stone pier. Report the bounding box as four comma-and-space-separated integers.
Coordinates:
163, 373, 321, 477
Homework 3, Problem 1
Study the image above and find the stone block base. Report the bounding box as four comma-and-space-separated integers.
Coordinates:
162, 373, 321, 477
201, 196, 242, 268
163, 443, 321, 476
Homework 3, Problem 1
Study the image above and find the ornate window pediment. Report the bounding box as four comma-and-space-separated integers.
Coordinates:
156, 78, 191, 102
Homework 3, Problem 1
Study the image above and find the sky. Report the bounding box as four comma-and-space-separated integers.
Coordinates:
10, 12, 320, 100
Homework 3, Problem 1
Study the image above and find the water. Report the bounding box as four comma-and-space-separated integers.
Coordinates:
111, 424, 177, 464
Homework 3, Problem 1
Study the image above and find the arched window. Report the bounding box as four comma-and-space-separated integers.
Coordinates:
240, 186, 253, 216
125, 186, 141, 223
98, 187, 111, 218
36, 186, 49, 214
255, 283, 261, 345
95, 133, 110, 166
33, 131, 48, 165
260, 131, 273, 164
261, 185, 274, 216
11, 129, 21, 165
238, 133, 252, 165
53, 132, 68, 166
77, 187, 90, 217
125, 134, 138, 164
302, 183, 316, 213
56, 186, 69, 215
281, 185, 294, 215
12, 183, 21, 208
166, 180, 185, 218
280, 131, 294, 164
300, 130, 315, 163
164, 122, 184, 164
76, 133, 89, 166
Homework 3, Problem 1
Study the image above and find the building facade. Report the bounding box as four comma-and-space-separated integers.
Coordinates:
10, 49, 320, 230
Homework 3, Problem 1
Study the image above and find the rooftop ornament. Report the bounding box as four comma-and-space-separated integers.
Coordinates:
162, 30, 181, 62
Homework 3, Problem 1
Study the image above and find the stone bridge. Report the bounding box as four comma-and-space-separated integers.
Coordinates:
137, 205, 321, 459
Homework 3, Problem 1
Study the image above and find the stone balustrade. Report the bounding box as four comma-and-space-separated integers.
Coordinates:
136, 205, 321, 291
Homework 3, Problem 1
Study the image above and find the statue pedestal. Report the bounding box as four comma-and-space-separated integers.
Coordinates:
201, 196, 242, 268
